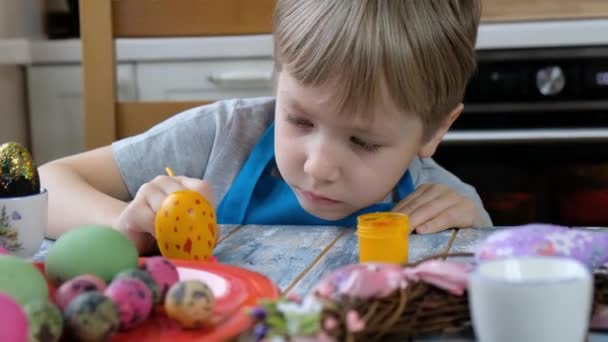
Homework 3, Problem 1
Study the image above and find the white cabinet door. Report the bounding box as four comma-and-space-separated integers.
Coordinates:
27, 64, 136, 164
136, 59, 274, 101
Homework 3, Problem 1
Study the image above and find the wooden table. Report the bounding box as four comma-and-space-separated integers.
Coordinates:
34, 225, 608, 341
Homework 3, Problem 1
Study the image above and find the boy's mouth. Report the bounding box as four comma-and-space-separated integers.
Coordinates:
295, 187, 340, 205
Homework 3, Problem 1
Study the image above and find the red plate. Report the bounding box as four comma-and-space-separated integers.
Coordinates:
34, 259, 280, 342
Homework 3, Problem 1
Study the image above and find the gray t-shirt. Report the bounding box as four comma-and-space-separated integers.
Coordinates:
113, 97, 492, 227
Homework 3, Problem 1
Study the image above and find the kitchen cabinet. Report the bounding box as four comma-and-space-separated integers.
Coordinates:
136, 59, 274, 101
27, 64, 136, 164
26, 58, 274, 165
482, 0, 608, 22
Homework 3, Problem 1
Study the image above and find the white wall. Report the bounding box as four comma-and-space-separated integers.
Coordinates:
0, 0, 43, 39
0, 0, 44, 146
0, 66, 27, 145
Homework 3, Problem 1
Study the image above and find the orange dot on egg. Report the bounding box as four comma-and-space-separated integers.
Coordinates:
165, 242, 169, 250
190, 225, 194, 232
187, 208, 194, 214
195, 199, 201, 205
176, 216, 180, 221
207, 240, 212, 248
174, 227, 178, 233
210, 212, 214, 218
164, 210, 169, 218
194, 255, 199, 260
197, 235, 201, 241
174, 200, 179, 206
176, 244, 181, 250
208, 224, 215, 238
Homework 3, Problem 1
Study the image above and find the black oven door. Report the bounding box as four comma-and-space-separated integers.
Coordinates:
434, 47, 608, 226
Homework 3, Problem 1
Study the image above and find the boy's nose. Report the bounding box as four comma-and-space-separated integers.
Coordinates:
303, 146, 341, 183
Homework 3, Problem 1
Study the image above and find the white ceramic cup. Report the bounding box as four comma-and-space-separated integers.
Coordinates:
0, 188, 47, 258
469, 256, 593, 342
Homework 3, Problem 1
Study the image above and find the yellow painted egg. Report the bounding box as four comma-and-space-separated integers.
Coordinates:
0, 141, 40, 197
154, 190, 218, 261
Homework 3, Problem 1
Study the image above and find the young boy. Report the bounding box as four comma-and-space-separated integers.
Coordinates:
40, 0, 491, 254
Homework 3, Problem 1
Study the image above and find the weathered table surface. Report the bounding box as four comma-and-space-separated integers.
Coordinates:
34, 225, 608, 341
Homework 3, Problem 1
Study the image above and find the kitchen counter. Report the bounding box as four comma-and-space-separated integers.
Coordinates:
2, 19, 608, 65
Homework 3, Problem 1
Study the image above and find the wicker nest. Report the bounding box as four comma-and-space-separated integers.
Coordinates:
318, 253, 473, 342
594, 266, 608, 309
245, 256, 608, 341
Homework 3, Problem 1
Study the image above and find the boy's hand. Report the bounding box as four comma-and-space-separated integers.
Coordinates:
114, 176, 214, 254
392, 183, 483, 234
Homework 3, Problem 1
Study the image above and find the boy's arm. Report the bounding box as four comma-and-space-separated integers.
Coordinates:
39, 146, 129, 239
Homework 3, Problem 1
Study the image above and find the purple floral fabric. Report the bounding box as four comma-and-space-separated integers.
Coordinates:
475, 224, 608, 269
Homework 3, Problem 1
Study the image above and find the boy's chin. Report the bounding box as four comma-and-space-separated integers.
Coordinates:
298, 203, 352, 222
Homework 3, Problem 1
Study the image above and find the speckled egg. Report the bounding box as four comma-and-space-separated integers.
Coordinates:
164, 280, 215, 329
0, 141, 40, 197
0, 292, 28, 342
23, 299, 63, 342
155, 190, 218, 261
45, 225, 138, 284
140, 256, 179, 300
113, 268, 160, 305
55, 274, 107, 311
0, 255, 48, 305
104, 277, 153, 331
64, 292, 120, 342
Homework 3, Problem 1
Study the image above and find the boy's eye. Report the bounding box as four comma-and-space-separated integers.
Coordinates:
350, 136, 380, 152
286, 116, 313, 128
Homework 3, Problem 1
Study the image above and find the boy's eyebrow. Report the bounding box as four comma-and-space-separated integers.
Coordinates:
283, 97, 314, 117
281, 92, 398, 138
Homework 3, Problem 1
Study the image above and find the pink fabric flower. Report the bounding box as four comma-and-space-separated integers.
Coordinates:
345, 310, 365, 332
314, 264, 404, 299
590, 306, 608, 330
286, 292, 302, 303
323, 316, 339, 330
402, 260, 472, 295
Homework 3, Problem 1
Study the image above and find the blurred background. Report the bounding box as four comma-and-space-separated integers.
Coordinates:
1, 0, 608, 227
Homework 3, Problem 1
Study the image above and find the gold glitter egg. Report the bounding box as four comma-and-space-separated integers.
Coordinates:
0, 142, 40, 197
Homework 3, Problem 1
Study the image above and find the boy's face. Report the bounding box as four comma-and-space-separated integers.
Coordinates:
274, 71, 435, 221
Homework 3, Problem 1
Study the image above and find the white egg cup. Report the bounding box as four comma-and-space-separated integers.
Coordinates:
0, 188, 47, 258
469, 256, 593, 342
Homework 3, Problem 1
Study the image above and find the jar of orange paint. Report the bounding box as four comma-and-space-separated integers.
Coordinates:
356, 212, 409, 264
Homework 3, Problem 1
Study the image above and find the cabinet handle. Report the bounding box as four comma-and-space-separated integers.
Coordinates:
443, 128, 608, 144
208, 71, 273, 87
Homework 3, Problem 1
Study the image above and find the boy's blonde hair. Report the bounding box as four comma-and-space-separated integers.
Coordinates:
273, 0, 480, 141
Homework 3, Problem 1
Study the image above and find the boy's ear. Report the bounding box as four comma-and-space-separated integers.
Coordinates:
418, 103, 464, 158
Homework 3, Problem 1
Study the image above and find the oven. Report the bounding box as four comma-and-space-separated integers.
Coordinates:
435, 46, 608, 226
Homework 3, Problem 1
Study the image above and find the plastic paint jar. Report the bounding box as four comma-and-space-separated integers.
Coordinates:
356, 212, 409, 264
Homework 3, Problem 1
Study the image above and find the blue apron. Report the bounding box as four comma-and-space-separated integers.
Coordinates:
216, 123, 414, 227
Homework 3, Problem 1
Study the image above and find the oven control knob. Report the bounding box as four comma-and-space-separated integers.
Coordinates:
536, 65, 565, 96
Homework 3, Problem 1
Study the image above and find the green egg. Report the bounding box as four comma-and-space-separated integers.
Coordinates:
46, 225, 138, 284
0, 255, 49, 305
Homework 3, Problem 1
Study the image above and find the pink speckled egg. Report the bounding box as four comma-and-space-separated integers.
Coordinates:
104, 277, 153, 330
140, 257, 179, 299
55, 274, 107, 311
0, 292, 28, 342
